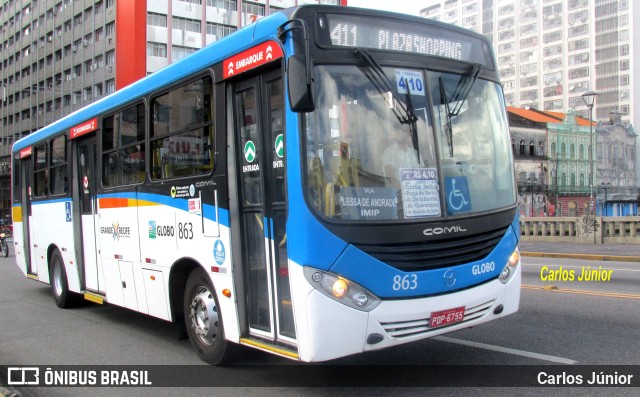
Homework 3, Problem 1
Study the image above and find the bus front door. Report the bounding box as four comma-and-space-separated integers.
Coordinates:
74, 137, 103, 293
232, 70, 296, 345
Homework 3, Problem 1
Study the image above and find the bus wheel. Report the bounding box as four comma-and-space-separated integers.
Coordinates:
50, 250, 74, 308
183, 267, 235, 365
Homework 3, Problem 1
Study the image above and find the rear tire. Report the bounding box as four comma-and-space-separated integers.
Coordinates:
1, 241, 8, 257
183, 267, 237, 365
50, 250, 76, 308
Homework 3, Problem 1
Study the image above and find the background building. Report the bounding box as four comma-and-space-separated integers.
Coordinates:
506, 107, 549, 216
596, 111, 638, 216
420, 0, 639, 190
0, 0, 344, 221
508, 106, 637, 216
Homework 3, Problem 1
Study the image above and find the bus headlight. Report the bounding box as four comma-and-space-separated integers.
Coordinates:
499, 248, 520, 284
304, 267, 381, 312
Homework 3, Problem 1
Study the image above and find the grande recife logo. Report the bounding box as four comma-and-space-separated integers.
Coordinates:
223, 40, 283, 79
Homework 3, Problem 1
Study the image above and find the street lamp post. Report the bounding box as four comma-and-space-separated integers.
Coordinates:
582, 91, 597, 244
529, 176, 535, 217
582, 90, 598, 216
601, 182, 611, 216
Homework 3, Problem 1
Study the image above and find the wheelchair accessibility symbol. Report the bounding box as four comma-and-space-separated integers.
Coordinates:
446, 176, 471, 213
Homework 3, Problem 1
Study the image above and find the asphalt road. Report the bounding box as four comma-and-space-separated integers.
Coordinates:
1, 252, 638, 396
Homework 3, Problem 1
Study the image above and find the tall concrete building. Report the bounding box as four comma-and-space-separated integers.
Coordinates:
0, 0, 343, 221
420, 0, 639, 189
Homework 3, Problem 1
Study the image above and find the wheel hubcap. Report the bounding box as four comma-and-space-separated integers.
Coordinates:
189, 286, 219, 345
52, 263, 63, 297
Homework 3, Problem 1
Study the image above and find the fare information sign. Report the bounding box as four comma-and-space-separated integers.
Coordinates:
400, 168, 441, 218
223, 40, 283, 79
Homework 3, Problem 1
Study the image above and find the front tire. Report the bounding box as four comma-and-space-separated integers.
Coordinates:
183, 267, 236, 365
50, 250, 76, 308
1, 241, 8, 257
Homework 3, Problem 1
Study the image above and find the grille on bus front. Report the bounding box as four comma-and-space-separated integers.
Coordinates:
380, 299, 495, 339
354, 226, 508, 272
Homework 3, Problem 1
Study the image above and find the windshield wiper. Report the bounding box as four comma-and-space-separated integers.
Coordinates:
404, 83, 421, 164
354, 48, 418, 125
448, 63, 482, 116
439, 64, 482, 157
439, 76, 454, 158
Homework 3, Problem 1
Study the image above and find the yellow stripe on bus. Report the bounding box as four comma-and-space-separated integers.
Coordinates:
239, 338, 299, 360
12, 206, 22, 222
136, 200, 161, 207
84, 292, 104, 304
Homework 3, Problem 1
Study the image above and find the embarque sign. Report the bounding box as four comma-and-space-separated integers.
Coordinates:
70, 117, 98, 139
223, 40, 283, 79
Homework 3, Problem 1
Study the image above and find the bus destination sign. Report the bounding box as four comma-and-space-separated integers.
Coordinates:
318, 13, 493, 67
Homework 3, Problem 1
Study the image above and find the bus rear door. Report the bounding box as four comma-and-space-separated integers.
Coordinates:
19, 156, 35, 275
231, 69, 296, 346
73, 136, 103, 293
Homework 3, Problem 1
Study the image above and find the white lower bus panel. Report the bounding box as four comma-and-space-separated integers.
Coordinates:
292, 262, 521, 362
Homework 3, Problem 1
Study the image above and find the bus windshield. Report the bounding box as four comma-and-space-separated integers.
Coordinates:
304, 64, 516, 222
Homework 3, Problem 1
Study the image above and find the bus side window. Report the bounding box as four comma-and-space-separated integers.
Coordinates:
12, 158, 21, 205
34, 142, 49, 197
102, 104, 146, 187
150, 76, 214, 181
50, 135, 68, 196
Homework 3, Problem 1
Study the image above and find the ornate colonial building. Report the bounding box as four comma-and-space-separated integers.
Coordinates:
546, 109, 595, 216
508, 107, 638, 217
595, 112, 637, 216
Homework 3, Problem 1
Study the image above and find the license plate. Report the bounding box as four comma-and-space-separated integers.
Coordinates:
430, 306, 465, 328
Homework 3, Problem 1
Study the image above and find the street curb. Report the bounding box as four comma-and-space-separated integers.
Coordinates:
520, 251, 640, 263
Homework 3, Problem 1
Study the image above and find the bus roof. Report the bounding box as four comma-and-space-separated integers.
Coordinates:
12, 8, 291, 154
13, 4, 493, 155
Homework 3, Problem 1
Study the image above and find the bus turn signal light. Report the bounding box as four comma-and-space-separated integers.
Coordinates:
332, 279, 349, 299
222, 289, 232, 298
508, 250, 520, 267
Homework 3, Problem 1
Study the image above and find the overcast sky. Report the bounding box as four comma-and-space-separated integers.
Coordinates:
346, 0, 423, 16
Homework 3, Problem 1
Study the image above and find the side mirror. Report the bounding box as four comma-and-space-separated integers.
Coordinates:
287, 54, 315, 113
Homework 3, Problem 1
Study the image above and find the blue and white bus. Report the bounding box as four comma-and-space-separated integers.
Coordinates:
11, 5, 520, 364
